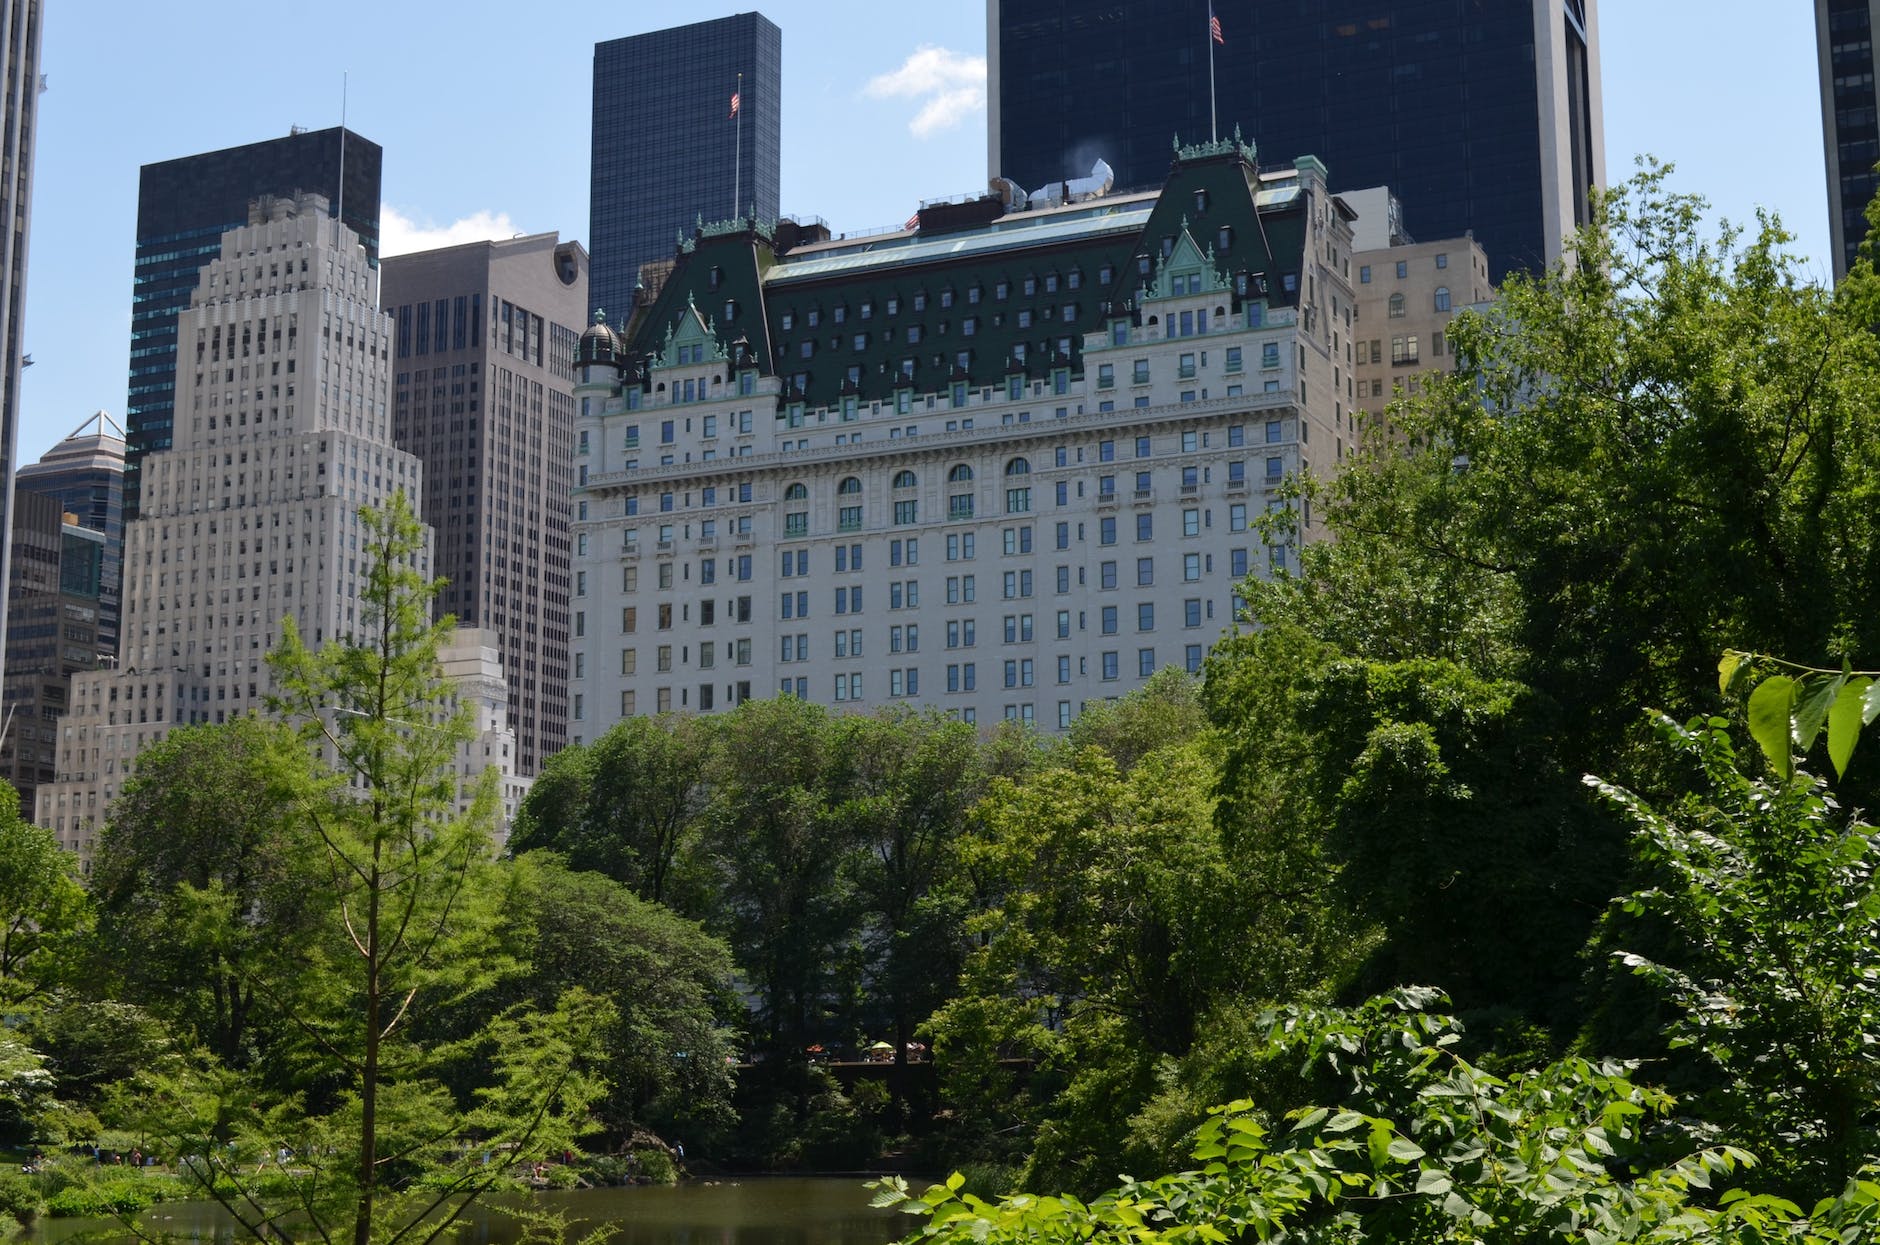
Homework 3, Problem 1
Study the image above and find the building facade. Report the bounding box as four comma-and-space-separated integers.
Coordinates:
0, 0, 44, 681
126, 127, 382, 521
1817, 0, 1880, 279
1350, 213, 1493, 429
16, 412, 126, 657
590, 12, 782, 319
382, 235, 588, 776
2, 489, 103, 809
570, 140, 1359, 737
989, 0, 1602, 280
39, 195, 424, 863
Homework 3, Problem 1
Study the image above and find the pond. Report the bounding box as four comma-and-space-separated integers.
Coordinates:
27, 1178, 910, 1245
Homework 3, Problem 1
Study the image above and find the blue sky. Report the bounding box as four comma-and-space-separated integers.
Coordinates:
15, 1, 1826, 466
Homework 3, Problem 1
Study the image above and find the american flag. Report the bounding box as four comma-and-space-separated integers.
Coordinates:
729, 91, 741, 119
904, 211, 920, 231
1209, 5, 1224, 43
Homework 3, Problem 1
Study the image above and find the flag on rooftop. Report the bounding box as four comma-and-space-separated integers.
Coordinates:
729, 91, 741, 119
1209, 5, 1224, 43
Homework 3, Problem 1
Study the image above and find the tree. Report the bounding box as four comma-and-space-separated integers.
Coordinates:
0, 783, 88, 1005
509, 713, 717, 908
1591, 714, 1880, 1196
847, 710, 981, 1073
496, 853, 739, 1141
126, 494, 610, 1245
699, 696, 869, 1056
878, 990, 1880, 1244
89, 717, 313, 1068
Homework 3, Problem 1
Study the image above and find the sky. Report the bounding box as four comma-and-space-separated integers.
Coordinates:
13, 1, 1828, 468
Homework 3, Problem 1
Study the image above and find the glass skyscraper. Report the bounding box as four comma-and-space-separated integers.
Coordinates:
989, 0, 1602, 280
590, 12, 782, 321
1817, 0, 1880, 280
125, 127, 382, 519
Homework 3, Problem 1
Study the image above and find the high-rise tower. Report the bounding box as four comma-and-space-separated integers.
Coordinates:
382, 235, 588, 775
1817, 0, 1880, 279
17, 412, 127, 657
590, 13, 781, 319
989, 0, 1602, 280
40, 194, 421, 863
0, 0, 45, 679
125, 128, 382, 520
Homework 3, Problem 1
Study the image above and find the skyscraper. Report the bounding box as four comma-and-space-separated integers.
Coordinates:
0, 0, 45, 681
989, 0, 1603, 280
126, 127, 382, 520
590, 12, 781, 319
1, 488, 102, 810
16, 412, 126, 657
382, 234, 588, 776
40, 193, 422, 862
1816, 0, 1880, 279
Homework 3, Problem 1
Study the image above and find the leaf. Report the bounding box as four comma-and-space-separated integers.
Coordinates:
1865, 679, 1880, 726
1387, 1137, 1427, 1163
1718, 650, 1747, 697
1792, 673, 1843, 754
1747, 675, 1796, 781
1415, 1168, 1453, 1196
1828, 677, 1871, 779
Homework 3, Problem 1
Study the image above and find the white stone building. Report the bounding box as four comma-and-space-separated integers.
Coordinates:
568, 142, 1362, 737
39, 195, 521, 865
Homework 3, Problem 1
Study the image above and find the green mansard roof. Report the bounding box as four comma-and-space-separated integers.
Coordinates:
616, 136, 1317, 409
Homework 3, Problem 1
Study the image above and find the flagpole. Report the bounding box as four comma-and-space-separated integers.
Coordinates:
1208, 9, 1218, 142
733, 70, 743, 220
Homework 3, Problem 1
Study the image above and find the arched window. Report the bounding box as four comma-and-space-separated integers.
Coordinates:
784, 482, 808, 501
1434, 286, 1451, 312
1005, 457, 1031, 476
837, 476, 862, 495
892, 470, 918, 489
1388, 292, 1406, 318
948, 464, 974, 483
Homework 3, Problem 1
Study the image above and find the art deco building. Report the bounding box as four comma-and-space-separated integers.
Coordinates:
990, 0, 1601, 280
382, 235, 587, 775
16, 412, 126, 656
590, 13, 782, 317
125, 128, 382, 520
38, 195, 518, 865
569, 139, 1359, 736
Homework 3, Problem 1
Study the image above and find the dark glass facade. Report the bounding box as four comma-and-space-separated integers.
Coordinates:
590, 13, 782, 321
994, 0, 1595, 280
126, 127, 382, 518
1823, 0, 1879, 278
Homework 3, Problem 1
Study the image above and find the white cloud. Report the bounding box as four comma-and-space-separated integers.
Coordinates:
864, 46, 987, 139
379, 205, 522, 257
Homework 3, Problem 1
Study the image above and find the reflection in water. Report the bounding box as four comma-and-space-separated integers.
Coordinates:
27, 1179, 907, 1245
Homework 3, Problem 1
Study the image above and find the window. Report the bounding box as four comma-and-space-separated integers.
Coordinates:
1225, 346, 1242, 373
1098, 363, 1114, 388
1183, 552, 1202, 581
1396, 260, 1408, 278
1136, 513, 1153, 542
1434, 286, 1451, 312
1183, 509, 1201, 537
1138, 603, 1155, 631
894, 498, 918, 524
1102, 652, 1119, 681
1101, 605, 1118, 635
1139, 648, 1156, 677
1359, 265, 1371, 284
893, 469, 917, 489
1388, 292, 1406, 318
1184, 599, 1203, 628
1100, 561, 1118, 590
1391, 335, 1419, 365
1132, 359, 1150, 385
1261, 342, 1280, 368
1435, 252, 1448, 269
1100, 516, 1116, 545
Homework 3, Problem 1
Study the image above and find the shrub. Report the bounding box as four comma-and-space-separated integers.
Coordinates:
0, 1172, 43, 1221
631, 1147, 677, 1185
